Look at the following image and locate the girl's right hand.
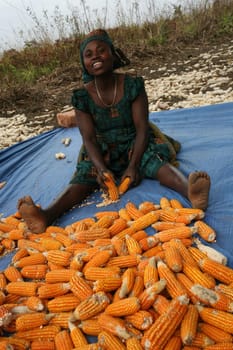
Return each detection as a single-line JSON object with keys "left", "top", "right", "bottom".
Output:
{"left": 56, "top": 110, "right": 79, "bottom": 128}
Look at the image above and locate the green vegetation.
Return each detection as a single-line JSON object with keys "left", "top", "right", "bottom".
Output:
{"left": 0, "top": 0, "right": 233, "bottom": 108}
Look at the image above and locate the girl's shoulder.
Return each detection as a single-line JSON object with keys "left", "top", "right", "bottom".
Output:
{"left": 122, "top": 73, "right": 145, "bottom": 99}
{"left": 71, "top": 86, "right": 91, "bottom": 112}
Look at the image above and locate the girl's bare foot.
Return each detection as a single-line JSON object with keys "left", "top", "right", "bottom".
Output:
{"left": 17, "top": 196, "right": 48, "bottom": 233}
{"left": 188, "top": 171, "right": 211, "bottom": 210}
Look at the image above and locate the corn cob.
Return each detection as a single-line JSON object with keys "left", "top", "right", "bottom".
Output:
{"left": 103, "top": 172, "right": 119, "bottom": 201}
{"left": 40, "top": 237, "right": 63, "bottom": 251}
{"left": 3, "top": 266, "right": 23, "bottom": 282}
{"left": 11, "top": 248, "right": 29, "bottom": 264}
{"left": 191, "top": 331, "right": 215, "bottom": 347}
{"left": 0, "top": 222, "right": 16, "bottom": 232}
{"left": 176, "top": 273, "right": 200, "bottom": 304}
{"left": 141, "top": 294, "right": 189, "bottom": 350}
{"left": 74, "top": 228, "right": 110, "bottom": 242}
{"left": 30, "top": 340, "right": 55, "bottom": 350}
{"left": 157, "top": 260, "right": 187, "bottom": 298}
{"left": 191, "top": 284, "right": 233, "bottom": 312}
{"left": 199, "top": 257, "right": 233, "bottom": 285}
{"left": 170, "top": 239, "right": 198, "bottom": 267}
{"left": 21, "top": 264, "right": 48, "bottom": 280}
{"left": 160, "top": 197, "right": 171, "bottom": 209}
{"left": 71, "top": 345, "right": 100, "bottom": 350}
{"left": 0, "top": 290, "right": 6, "bottom": 305}
{"left": 0, "top": 305, "right": 13, "bottom": 327}
{"left": 202, "top": 344, "right": 233, "bottom": 350}
{"left": 0, "top": 339, "right": 20, "bottom": 350}
{"left": 98, "top": 330, "right": 127, "bottom": 349}
{"left": 25, "top": 296, "right": 44, "bottom": 311}
{"left": 119, "top": 267, "right": 135, "bottom": 298}
{"left": 108, "top": 218, "right": 128, "bottom": 236}
{"left": 182, "top": 261, "right": 216, "bottom": 289}
{"left": 47, "top": 293, "right": 80, "bottom": 313}
{"left": 125, "top": 235, "right": 142, "bottom": 255}
{"left": 44, "top": 250, "right": 72, "bottom": 267}
{"left": 93, "top": 277, "right": 122, "bottom": 292}
{"left": 111, "top": 236, "right": 129, "bottom": 256}
{"left": 79, "top": 319, "right": 102, "bottom": 336}
{"left": 139, "top": 279, "right": 167, "bottom": 310}
{"left": 188, "top": 246, "right": 207, "bottom": 263}
{"left": 95, "top": 211, "right": 119, "bottom": 220}
{"left": 128, "top": 211, "right": 159, "bottom": 231}
{"left": 54, "top": 329, "right": 74, "bottom": 350}
{"left": 14, "top": 252, "right": 47, "bottom": 268}
{"left": 118, "top": 176, "right": 131, "bottom": 195}
{"left": 215, "top": 283, "right": 233, "bottom": 300}
{"left": 132, "top": 230, "right": 148, "bottom": 241}
{"left": 142, "top": 245, "right": 163, "bottom": 258}
{"left": 38, "top": 282, "right": 70, "bottom": 299}
{"left": 45, "top": 269, "right": 76, "bottom": 283}
{"left": 69, "top": 273, "right": 93, "bottom": 300}
{"left": 84, "top": 266, "right": 120, "bottom": 281}
{"left": 198, "top": 322, "right": 233, "bottom": 343}
{"left": 118, "top": 208, "right": 132, "bottom": 221}
{"left": 152, "top": 221, "right": 185, "bottom": 231}
{"left": 97, "top": 313, "right": 131, "bottom": 340}
{"left": 193, "top": 239, "right": 227, "bottom": 265}
{"left": 4, "top": 228, "right": 25, "bottom": 240}
{"left": 182, "top": 347, "right": 201, "bottom": 350}
{"left": 139, "top": 201, "right": 159, "bottom": 213}
{"left": 139, "top": 236, "right": 159, "bottom": 251}
{"left": 175, "top": 207, "right": 205, "bottom": 219}
{"left": 125, "top": 202, "right": 144, "bottom": 220}
{"left": 83, "top": 250, "right": 112, "bottom": 273}
{"left": 197, "top": 305, "right": 233, "bottom": 333}
{"left": 114, "top": 226, "right": 135, "bottom": 240}
{"left": 156, "top": 226, "right": 196, "bottom": 242}
{"left": 143, "top": 256, "right": 158, "bottom": 288}
{"left": 129, "top": 275, "right": 144, "bottom": 297}
{"left": 16, "top": 312, "right": 54, "bottom": 331}
{"left": 73, "top": 292, "right": 110, "bottom": 320}
{"left": 180, "top": 304, "right": 199, "bottom": 345}
{"left": 105, "top": 296, "right": 140, "bottom": 317}
{"left": 125, "top": 310, "right": 153, "bottom": 330}
{"left": 126, "top": 337, "right": 144, "bottom": 350}
{"left": 6, "top": 281, "right": 38, "bottom": 297}
{"left": 1, "top": 238, "right": 15, "bottom": 250}
{"left": 107, "top": 255, "right": 139, "bottom": 268}
{"left": 163, "top": 335, "right": 182, "bottom": 350}
{"left": 14, "top": 324, "right": 61, "bottom": 341}
{"left": 194, "top": 220, "right": 216, "bottom": 242}
{"left": 17, "top": 239, "right": 45, "bottom": 252}
{"left": 153, "top": 294, "right": 170, "bottom": 315}
{"left": 164, "top": 245, "right": 183, "bottom": 272}
{"left": 49, "top": 312, "right": 72, "bottom": 328}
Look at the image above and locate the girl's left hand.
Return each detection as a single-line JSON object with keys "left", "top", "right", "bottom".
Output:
{"left": 121, "top": 165, "right": 141, "bottom": 187}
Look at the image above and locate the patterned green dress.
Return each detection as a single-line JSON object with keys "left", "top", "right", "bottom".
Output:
{"left": 70, "top": 74, "right": 180, "bottom": 186}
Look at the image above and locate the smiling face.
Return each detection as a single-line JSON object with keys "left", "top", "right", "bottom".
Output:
{"left": 82, "top": 40, "right": 114, "bottom": 77}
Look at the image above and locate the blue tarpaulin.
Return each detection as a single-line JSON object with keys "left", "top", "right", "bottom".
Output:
{"left": 1, "top": 102, "right": 233, "bottom": 269}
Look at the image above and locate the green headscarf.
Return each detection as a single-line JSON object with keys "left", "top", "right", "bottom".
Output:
{"left": 80, "top": 29, "right": 130, "bottom": 83}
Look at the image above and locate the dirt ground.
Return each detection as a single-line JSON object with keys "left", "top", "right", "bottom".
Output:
{"left": 1, "top": 36, "right": 232, "bottom": 125}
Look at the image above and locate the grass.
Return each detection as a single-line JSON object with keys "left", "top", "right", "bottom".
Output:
{"left": 0, "top": 0, "right": 233, "bottom": 111}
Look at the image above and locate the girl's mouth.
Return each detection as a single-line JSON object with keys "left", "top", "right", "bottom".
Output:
{"left": 92, "top": 61, "right": 103, "bottom": 69}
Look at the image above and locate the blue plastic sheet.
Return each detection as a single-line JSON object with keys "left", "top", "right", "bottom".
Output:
{"left": 1, "top": 102, "right": 233, "bottom": 269}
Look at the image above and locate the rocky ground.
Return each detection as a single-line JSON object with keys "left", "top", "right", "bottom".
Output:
{"left": 0, "top": 39, "right": 233, "bottom": 150}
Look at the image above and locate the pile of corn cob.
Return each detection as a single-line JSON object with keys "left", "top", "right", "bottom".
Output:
{"left": 0, "top": 197, "right": 233, "bottom": 350}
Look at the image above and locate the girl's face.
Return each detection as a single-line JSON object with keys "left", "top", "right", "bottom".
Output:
{"left": 83, "top": 40, "right": 114, "bottom": 76}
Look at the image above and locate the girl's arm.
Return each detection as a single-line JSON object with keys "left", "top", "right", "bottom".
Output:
{"left": 123, "top": 88, "right": 149, "bottom": 184}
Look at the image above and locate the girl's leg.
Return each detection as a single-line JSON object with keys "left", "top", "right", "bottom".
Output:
{"left": 17, "top": 183, "right": 96, "bottom": 233}
{"left": 156, "top": 163, "right": 210, "bottom": 210}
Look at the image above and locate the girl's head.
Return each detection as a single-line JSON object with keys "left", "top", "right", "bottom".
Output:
{"left": 80, "top": 29, "right": 130, "bottom": 82}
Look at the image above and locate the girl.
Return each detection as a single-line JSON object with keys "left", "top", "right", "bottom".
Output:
{"left": 18, "top": 29, "right": 210, "bottom": 233}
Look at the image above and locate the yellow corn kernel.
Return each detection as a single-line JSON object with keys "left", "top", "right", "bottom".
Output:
{"left": 118, "top": 208, "right": 132, "bottom": 221}
{"left": 163, "top": 335, "right": 182, "bottom": 350}
{"left": 45, "top": 269, "right": 76, "bottom": 283}
{"left": 4, "top": 266, "right": 23, "bottom": 282}
{"left": 82, "top": 250, "right": 112, "bottom": 273}
{"left": 93, "top": 277, "right": 122, "bottom": 292}
{"left": 79, "top": 319, "right": 102, "bottom": 336}
{"left": 68, "top": 321, "right": 88, "bottom": 347}
{"left": 74, "top": 228, "right": 110, "bottom": 242}
{"left": 118, "top": 176, "right": 131, "bottom": 195}
{"left": 16, "top": 312, "right": 54, "bottom": 331}
{"left": 30, "top": 340, "right": 55, "bottom": 350}
{"left": 129, "top": 211, "right": 159, "bottom": 231}
{"left": 164, "top": 245, "right": 183, "bottom": 273}
{"left": 129, "top": 275, "right": 144, "bottom": 297}
{"left": 153, "top": 294, "right": 170, "bottom": 315}
{"left": 160, "top": 197, "right": 171, "bottom": 209}
{"left": 197, "top": 304, "right": 233, "bottom": 333}
{"left": 14, "top": 252, "right": 47, "bottom": 268}
{"left": 25, "top": 296, "right": 44, "bottom": 311}
{"left": 45, "top": 250, "right": 72, "bottom": 267}
{"left": 182, "top": 261, "right": 216, "bottom": 289}
{"left": 198, "top": 322, "right": 233, "bottom": 343}
{"left": 156, "top": 226, "right": 196, "bottom": 242}
{"left": 84, "top": 266, "right": 120, "bottom": 281}
{"left": 199, "top": 257, "right": 233, "bottom": 285}
{"left": 14, "top": 325, "right": 60, "bottom": 341}
{"left": 139, "top": 201, "right": 160, "bottom": 214}
{"left": 107, "top": 255, "right": 139, "bottom": 268}
{"left": 108, "top": 218, "right": 128, "bottom": 237}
